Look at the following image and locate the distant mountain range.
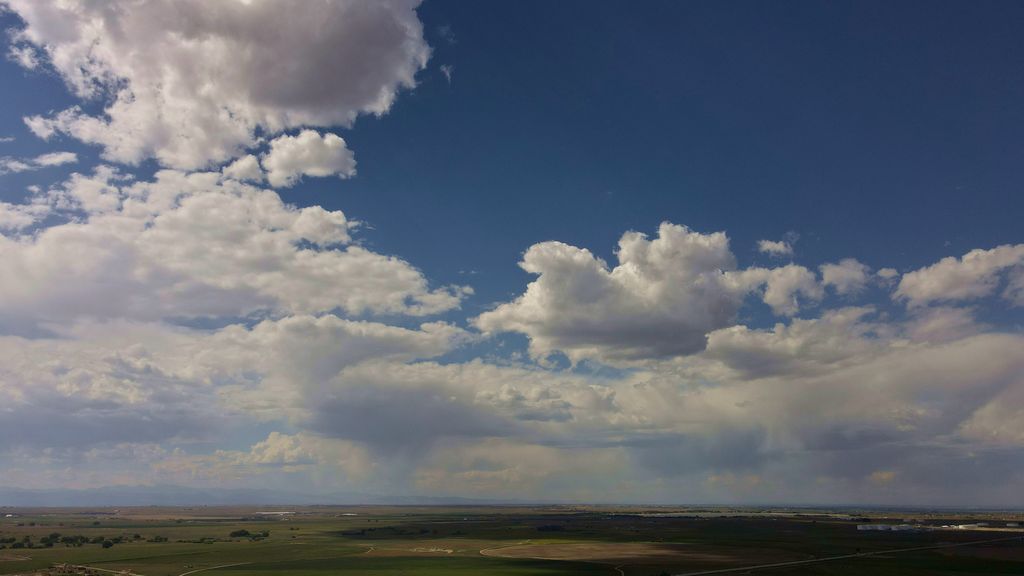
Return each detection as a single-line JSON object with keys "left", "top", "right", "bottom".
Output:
{"left": 0, "top": 485, "right": 520, "bottom": 507}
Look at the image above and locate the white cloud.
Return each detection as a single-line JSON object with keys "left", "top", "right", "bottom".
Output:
{"left": 6, "top": 44, "right": 38, "bottom": 69}
{"left": 262, "top": 130, "right": 356, "bottom": 188}
{"left": 904, "top": 306, "right": 986, "bottom": 344}
{"left": 877, "top": 267, "right": 899, "bottom": 280}
{"left": 156, "top": 432, "right": 374, "bottom": 484}
{"left": 221, "top": 154, "right": 264, "bottom": 183}
{"left": 757, "top": 238, "right": 793, "bottom": 257}
{"left": 0, "top": 157, "right": 32, "bottom": 174}
{"left": 0, "top": 321, "right": 230, "bottom": 450}
{"left": 302, "top": 357, "right": 618, "bottom": 456}
{"left": 692, "top": 309, "right": 1020, "bottom": 459}
{"left": 440, "top": 64, "right": 454, "bottom": 83}
{"left": 820, "top": 258, "right": 870, "bottom": 296}
{"left": 895, "top": 244, "right": 1024, "bottom": 307}
{"left": 476, "top": 223, "right": 829, "bottom": 364}
{"left": 704, "top": 330, "right": 1024, "bottom": 459}
{"left": 6, "top": 192, "right": 1019, "bottom": 504}
{"left": 705, "top": 307, "right": 887, "bottom": 379}
{"left": 2, "top": 254, "right": 1023, "bottom": 504}
{"left": 212, "top": 315, "right": 470, "bottom": 420}
{"left": 33, "top": 151, "right": 78, "bottom": 166}
{"left": 0, "top": 313, "right": 467, "bottom": 453}
{"left": 9, "top": 0, "right": 430, "bottom": 169}
{"left": 0, "top": 200, "right": 49, "bottom": 231}
{"left": 1005, "top": 267, "right": 1024, "bottom": 306}
{"left": 0, "top": 168, "right": 468, "bottom": 327}
{"left": 475, "top": 223, "right": 745, "bottom": 363}
{"left": 958, "top": 382, "right": 1024, "bottom": 446}
{"left": 727, "top": 263, "right": 824, "bottom": 316}
{"left": 0, "top": 150, "right": 78, "bottom": 174}
{"left": 6, "top": 0, "right": 1023, "bottom": 508}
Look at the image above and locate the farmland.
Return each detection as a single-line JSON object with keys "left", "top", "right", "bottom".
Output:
{"left": 0, "top": 507, "right": 1021, "bottom": 575}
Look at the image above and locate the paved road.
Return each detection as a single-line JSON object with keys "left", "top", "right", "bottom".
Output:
{"left": 673, "top": 535, "right": 1024, "bottom": 575}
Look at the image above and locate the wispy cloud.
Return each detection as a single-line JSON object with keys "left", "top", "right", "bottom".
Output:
{"left": 0, "top": 151, "right": 77, "bottom": 174}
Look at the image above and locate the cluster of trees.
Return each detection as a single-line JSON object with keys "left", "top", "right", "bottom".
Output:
{"left": 42, "top": 533, "right": 89, "bottom": 547}
{"left": 536, "top": 525, "right": 565, "bottom": 532}
{"left": 0, "top": 532, "right": 169, "bottom": 550}
{"left": 228, "top": 529, "right": 270, "bottom": 540}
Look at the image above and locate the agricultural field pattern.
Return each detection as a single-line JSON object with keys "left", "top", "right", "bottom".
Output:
{"left": 1, "top": 507, "right": 1022, "bottom": 576}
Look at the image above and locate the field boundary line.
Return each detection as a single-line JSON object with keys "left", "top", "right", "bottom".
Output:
{"left": 177, "top": 562, "right": 250, "bottom": 576}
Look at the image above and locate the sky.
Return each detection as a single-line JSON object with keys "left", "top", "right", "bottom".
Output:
{"left": 0, "top": 0, "right": 1022, "bottom": 506}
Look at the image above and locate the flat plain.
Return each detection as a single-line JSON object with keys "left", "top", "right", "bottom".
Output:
{"left": 0, "top": 506, "right": 1022, "bottom": 575}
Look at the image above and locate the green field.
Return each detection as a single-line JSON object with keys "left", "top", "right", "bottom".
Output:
{"left": 0, "top": 507, "right": 1021, "bottom": 575}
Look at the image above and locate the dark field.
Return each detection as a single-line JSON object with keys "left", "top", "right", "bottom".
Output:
{"left": 0, "top": 506, "right": 1021, "bottom": 575}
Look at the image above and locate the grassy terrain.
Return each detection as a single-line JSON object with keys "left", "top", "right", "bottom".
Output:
{"left": 0, "top": 506, "right": 1021, "bottom": 575}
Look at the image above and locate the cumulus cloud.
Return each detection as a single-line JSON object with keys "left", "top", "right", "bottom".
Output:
{"left": 694, "top": 309, "right": 1021, "bottom": 457}
{"left": 352, "top": 304, "right": 1022, "bottom": 503}
{"left": 728, "top": 264, "right": 824, "bottom": 316}
{"left": 0, "top": 321, "right": 228, "bottom": 450}
{"left": 2, "top": 236, "right": 1023, "bottom": 504}
{"left": 221, "top": 154, "right": 264, "bottom": 183}
{"left": 705, "top": 307, "right": 887, "bottom": 379}
{"left": 904, "top": 306, "right": 986, "bottom": 344}
{"left": 266, "top": 319, "right": 1024, "bottom": 502}
{"left": 9, "top": 0, "right": 430, "bottom": 169}
{"left": 7, "top": 0, "right": 1024, "bottom": 508}
{"left": 301, "top": 359, "right": 604, "bottom": 453}
{"left": 0, "top": 305, "right": 471, "bottom": 490}
{"left": 262, "top": 130, "right": 356, "bottom": 188}
{"left": 475, "top": 223, "right": 746, "bottom": 363}
{"left": 5, "top": 182, "right": 1019, "bottom": 505}
{"left": 476, "top": 223, "right": 831, "bottom": 364}
{"left": 0, "top": 168, "right": 468, "bottom": 329}
{"left": 211, "top": 315, "right": 470, "bottom": 421}
{"left": 1005, "top": 267, "right": 1024, "bottom": 306}
{"left": 590, "top": 313, "right": 1023, "bottom": 504}
{"left": 820, "top": 258, "right": 870, "bottom": 296}
{"left": 0, "top": 312, "right": 467, "bottom": 455}
{"left": 896, "top": 244, "right": 1024, "bottom": 306}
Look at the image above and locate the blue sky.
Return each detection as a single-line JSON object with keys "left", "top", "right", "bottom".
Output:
{"left": 3, "top": 1, "right": 1024, "bottom": 317}
{"left": 0, "top": 0, "right": 1023, "bottom": 505}
{"left": 333, "top": 0, "right": 1024, "bottom": 299}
